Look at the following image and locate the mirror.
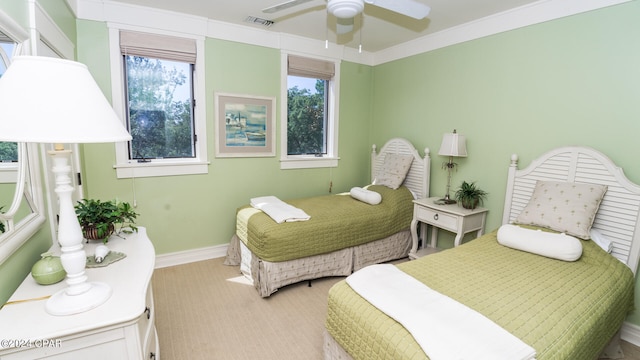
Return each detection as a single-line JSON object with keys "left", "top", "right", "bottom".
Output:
{"left": 0, "top": 143, "right": 35, "bottom": 231}
{"left": 0, "top": 15, "right": 46, "bottom": 264}
{"left": 0, "top": 141, "right": 45, "bottom": 263}
{"left": 0, "top": 33, "right": 25, "bottom": 233}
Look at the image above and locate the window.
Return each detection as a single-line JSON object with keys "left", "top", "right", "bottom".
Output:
{"left": 124, "top": 56, "right": 195, "bottom": 161}
{"left": 110, "top": 29, "right": 208, "bottom": 178}
{"left": 0, "top": 36, "right": 17, "bottom": 164}
{"left": 280, "top": 54, "right": 340, "bottom": 169}
{"left": 287, "top": 75, "right": 328, "bottom": 155}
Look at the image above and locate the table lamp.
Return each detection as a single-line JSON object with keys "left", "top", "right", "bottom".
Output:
{"left": 438, "top": 129, "right": 467, "bottom": 204}
{"left": 0, "top": 56, "right": 132, "bottom": 315}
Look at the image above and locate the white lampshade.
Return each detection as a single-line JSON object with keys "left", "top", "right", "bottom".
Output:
{"left": 438, "top": 130, "right": 467, "bottom": 157}
{"left": 0, "top": 56, "right": 131, "bottom": 144}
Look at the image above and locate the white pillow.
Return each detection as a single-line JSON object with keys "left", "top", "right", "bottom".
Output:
{"left": 350, "top": 187, "right": 382, "bottom": 205}
{"left": 374, "top": 153, "right": 414, "bottom": 190}
{"left": 514, "top": 181, "right": 607, "bottom": 239}
{"left": 497, "top": 224, "right": 582, "bottom": 262}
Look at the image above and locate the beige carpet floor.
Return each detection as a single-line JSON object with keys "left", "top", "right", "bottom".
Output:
{"left": 152, "top": 257, "right": 640, "bottom": 360}
{"left": 152, "top": 257, "right": 343, "bottom": 359}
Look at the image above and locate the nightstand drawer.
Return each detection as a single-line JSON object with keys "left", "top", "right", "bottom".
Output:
{"left": 416, "top": 207, "right": 457, "bottom": 231}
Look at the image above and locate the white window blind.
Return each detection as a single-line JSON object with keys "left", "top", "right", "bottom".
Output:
{"left": 288, "top": 55, "right": 335, "bottom": 80}
{"left": 119, "top": 30, "right": 196, "bottom": 63}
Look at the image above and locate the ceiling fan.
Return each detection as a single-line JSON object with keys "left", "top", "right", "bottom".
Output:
{"left": 263, "top": 0, "right": 431, "bottom": 34}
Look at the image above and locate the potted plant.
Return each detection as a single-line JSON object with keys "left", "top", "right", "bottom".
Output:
{"left": 454, "top": 181, "right": 488, "bottom": 209}
{"left": 74, "top": 199, "right": 138, "bottom": 242}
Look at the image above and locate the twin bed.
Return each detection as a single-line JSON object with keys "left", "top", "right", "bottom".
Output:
{"left": 226, "top": 139, "right": 640, "bottom": 359}
{"left": 225, "top": 138, "right": 430, "bottom": 297}
{"left": 324, "top": 146, "right": 640, "bottom": 360}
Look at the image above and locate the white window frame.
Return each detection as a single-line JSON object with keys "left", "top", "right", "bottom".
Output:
{"left": 108, "top": 26, "right": 208, "bottom": 178}
{"left": 280, "top": 52, "right": 340, "bottom": 170}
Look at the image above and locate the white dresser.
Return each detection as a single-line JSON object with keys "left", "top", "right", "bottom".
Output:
{"left": 0, "top": 227, "right": 158, "bottom": 359}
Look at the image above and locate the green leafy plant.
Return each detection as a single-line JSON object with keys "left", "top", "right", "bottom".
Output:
{"left": 454, "top": 181, "right": 488, "bottom": 209}
{"left": 74, "top": 199, "right": 138, "bottom": 242}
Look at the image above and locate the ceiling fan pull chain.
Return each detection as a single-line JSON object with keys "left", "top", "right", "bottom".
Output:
{"left": 325, "top": 9, "right": 329, "bottom": 49}
{"left": 359, "top": 13, "right": 363, "bottom": 53}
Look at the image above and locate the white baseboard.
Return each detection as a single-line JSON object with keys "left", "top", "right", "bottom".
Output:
{"left": 154, "top": 244, "right": 228, "bottom": 269}
{"left": 622, "top": 322, "right": 640, "bottom": 347}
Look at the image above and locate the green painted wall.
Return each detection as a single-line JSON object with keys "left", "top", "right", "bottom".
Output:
{"left": 370, "top": 1, "right": 640, "bottom": 322}
{"left": 0, "top": 226, "right": 51, "bottom": 303}
{"left": 0, "top": 0, "right": 28, "bottom": 28}
{"left": 76, "top": 21, "right": 374, "bottom": 255}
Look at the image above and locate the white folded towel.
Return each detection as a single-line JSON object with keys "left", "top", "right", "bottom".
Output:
{"left": 250, "top": 196, "right": 280, "bottom": 208}
{"left": 346, "top": 264, "right": 536, "bottom": 360}
{"left": 250, "top": 196, "right": 310, "bottom": 224}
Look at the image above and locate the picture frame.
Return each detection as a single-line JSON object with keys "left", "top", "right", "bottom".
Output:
{"left": 214, "top": 93, "right": 276, "bottom": 157}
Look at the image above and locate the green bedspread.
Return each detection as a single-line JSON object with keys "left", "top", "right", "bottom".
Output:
{"left": 326, "top": 230, "right": 635, "bottom": 360}
{"left": 239, "top": 185, "right": 414, "bottom": 262}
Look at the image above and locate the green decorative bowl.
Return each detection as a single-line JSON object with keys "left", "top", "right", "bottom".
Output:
{"left": 31, "top": 252, "right": 66, "bottom": 285}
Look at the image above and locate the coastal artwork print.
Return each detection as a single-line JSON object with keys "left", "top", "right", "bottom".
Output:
{"left": 214, "top": 93, "right": 275, "bottom": 157}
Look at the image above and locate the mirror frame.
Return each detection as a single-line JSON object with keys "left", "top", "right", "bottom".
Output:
{"left": 0, "top": 9, "right": 46, "bottom": 265}
{"left": 0, "top": 143, "right": 46, "bottom": 263}
{"left": 0, "top": 143, "right": 28, "bottom": 223}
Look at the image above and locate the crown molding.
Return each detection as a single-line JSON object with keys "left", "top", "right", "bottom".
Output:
{"left": 373, "top": 0, "right": 630, "bottom": 65}
{"left": 73, "top": 0, "right": 375, "bottom": 64}
{"left": 72, "top": 0, "right": 629, "bottom": 67}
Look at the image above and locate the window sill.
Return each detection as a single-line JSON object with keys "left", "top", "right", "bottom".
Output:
{"left": 114, "top": 160, "right": 210, "bottom": 178}
{"left": 280, "top": 156, "right": 339, "bottom": 170}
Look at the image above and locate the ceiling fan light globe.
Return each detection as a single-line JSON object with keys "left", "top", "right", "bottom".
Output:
{"left": 327, "top": 0, "right": 364, "bottom": 19}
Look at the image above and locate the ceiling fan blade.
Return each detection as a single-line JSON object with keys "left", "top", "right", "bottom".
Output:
{"left": 262, "top": 0, "right": 314, "bottom": 14}
{"left": 336, "top": 17, "right": 354, "bottom": 34}
{"left": 364, "top": 0, "right": 430, "bottom": 19}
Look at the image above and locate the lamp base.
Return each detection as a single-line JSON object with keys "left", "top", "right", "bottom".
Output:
{"left": 437, "top": 194, "right": 457, "bottom": 205}
{"left": 45, "top": 281, "right": 112, "bottom": 316}
{"left": 437, "top": 198, "right": 457, "bottom": 205}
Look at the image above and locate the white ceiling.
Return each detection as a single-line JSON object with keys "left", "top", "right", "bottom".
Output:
{"left": 107, "top": 0, "right": 542, "bottom": 53}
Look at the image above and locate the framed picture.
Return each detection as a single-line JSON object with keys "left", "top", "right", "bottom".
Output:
{"left": 214, "top": 93, "right": 276, "bottom": 157}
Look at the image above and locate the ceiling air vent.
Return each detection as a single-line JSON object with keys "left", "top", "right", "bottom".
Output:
{"left": 244, "top": 16, "right": 275, "bottom": 27}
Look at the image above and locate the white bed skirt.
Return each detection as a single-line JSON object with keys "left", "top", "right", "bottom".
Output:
{"left": 224, "top": 230, "right": 412, "bottom": 297}
{"left": 324, "top": 329, "right": 354, "bottom": 360}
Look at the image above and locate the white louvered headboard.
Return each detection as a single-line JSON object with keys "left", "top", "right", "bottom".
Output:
{"left": 371, "top": 138, "right": 431, "bottom": 200}
{"left": 502, "top": 146, "right": 640, "bottom": 274}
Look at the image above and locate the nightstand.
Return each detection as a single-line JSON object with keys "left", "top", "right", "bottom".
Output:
{"left": 409, "top": 197, "right": 488, "bottom": 259}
